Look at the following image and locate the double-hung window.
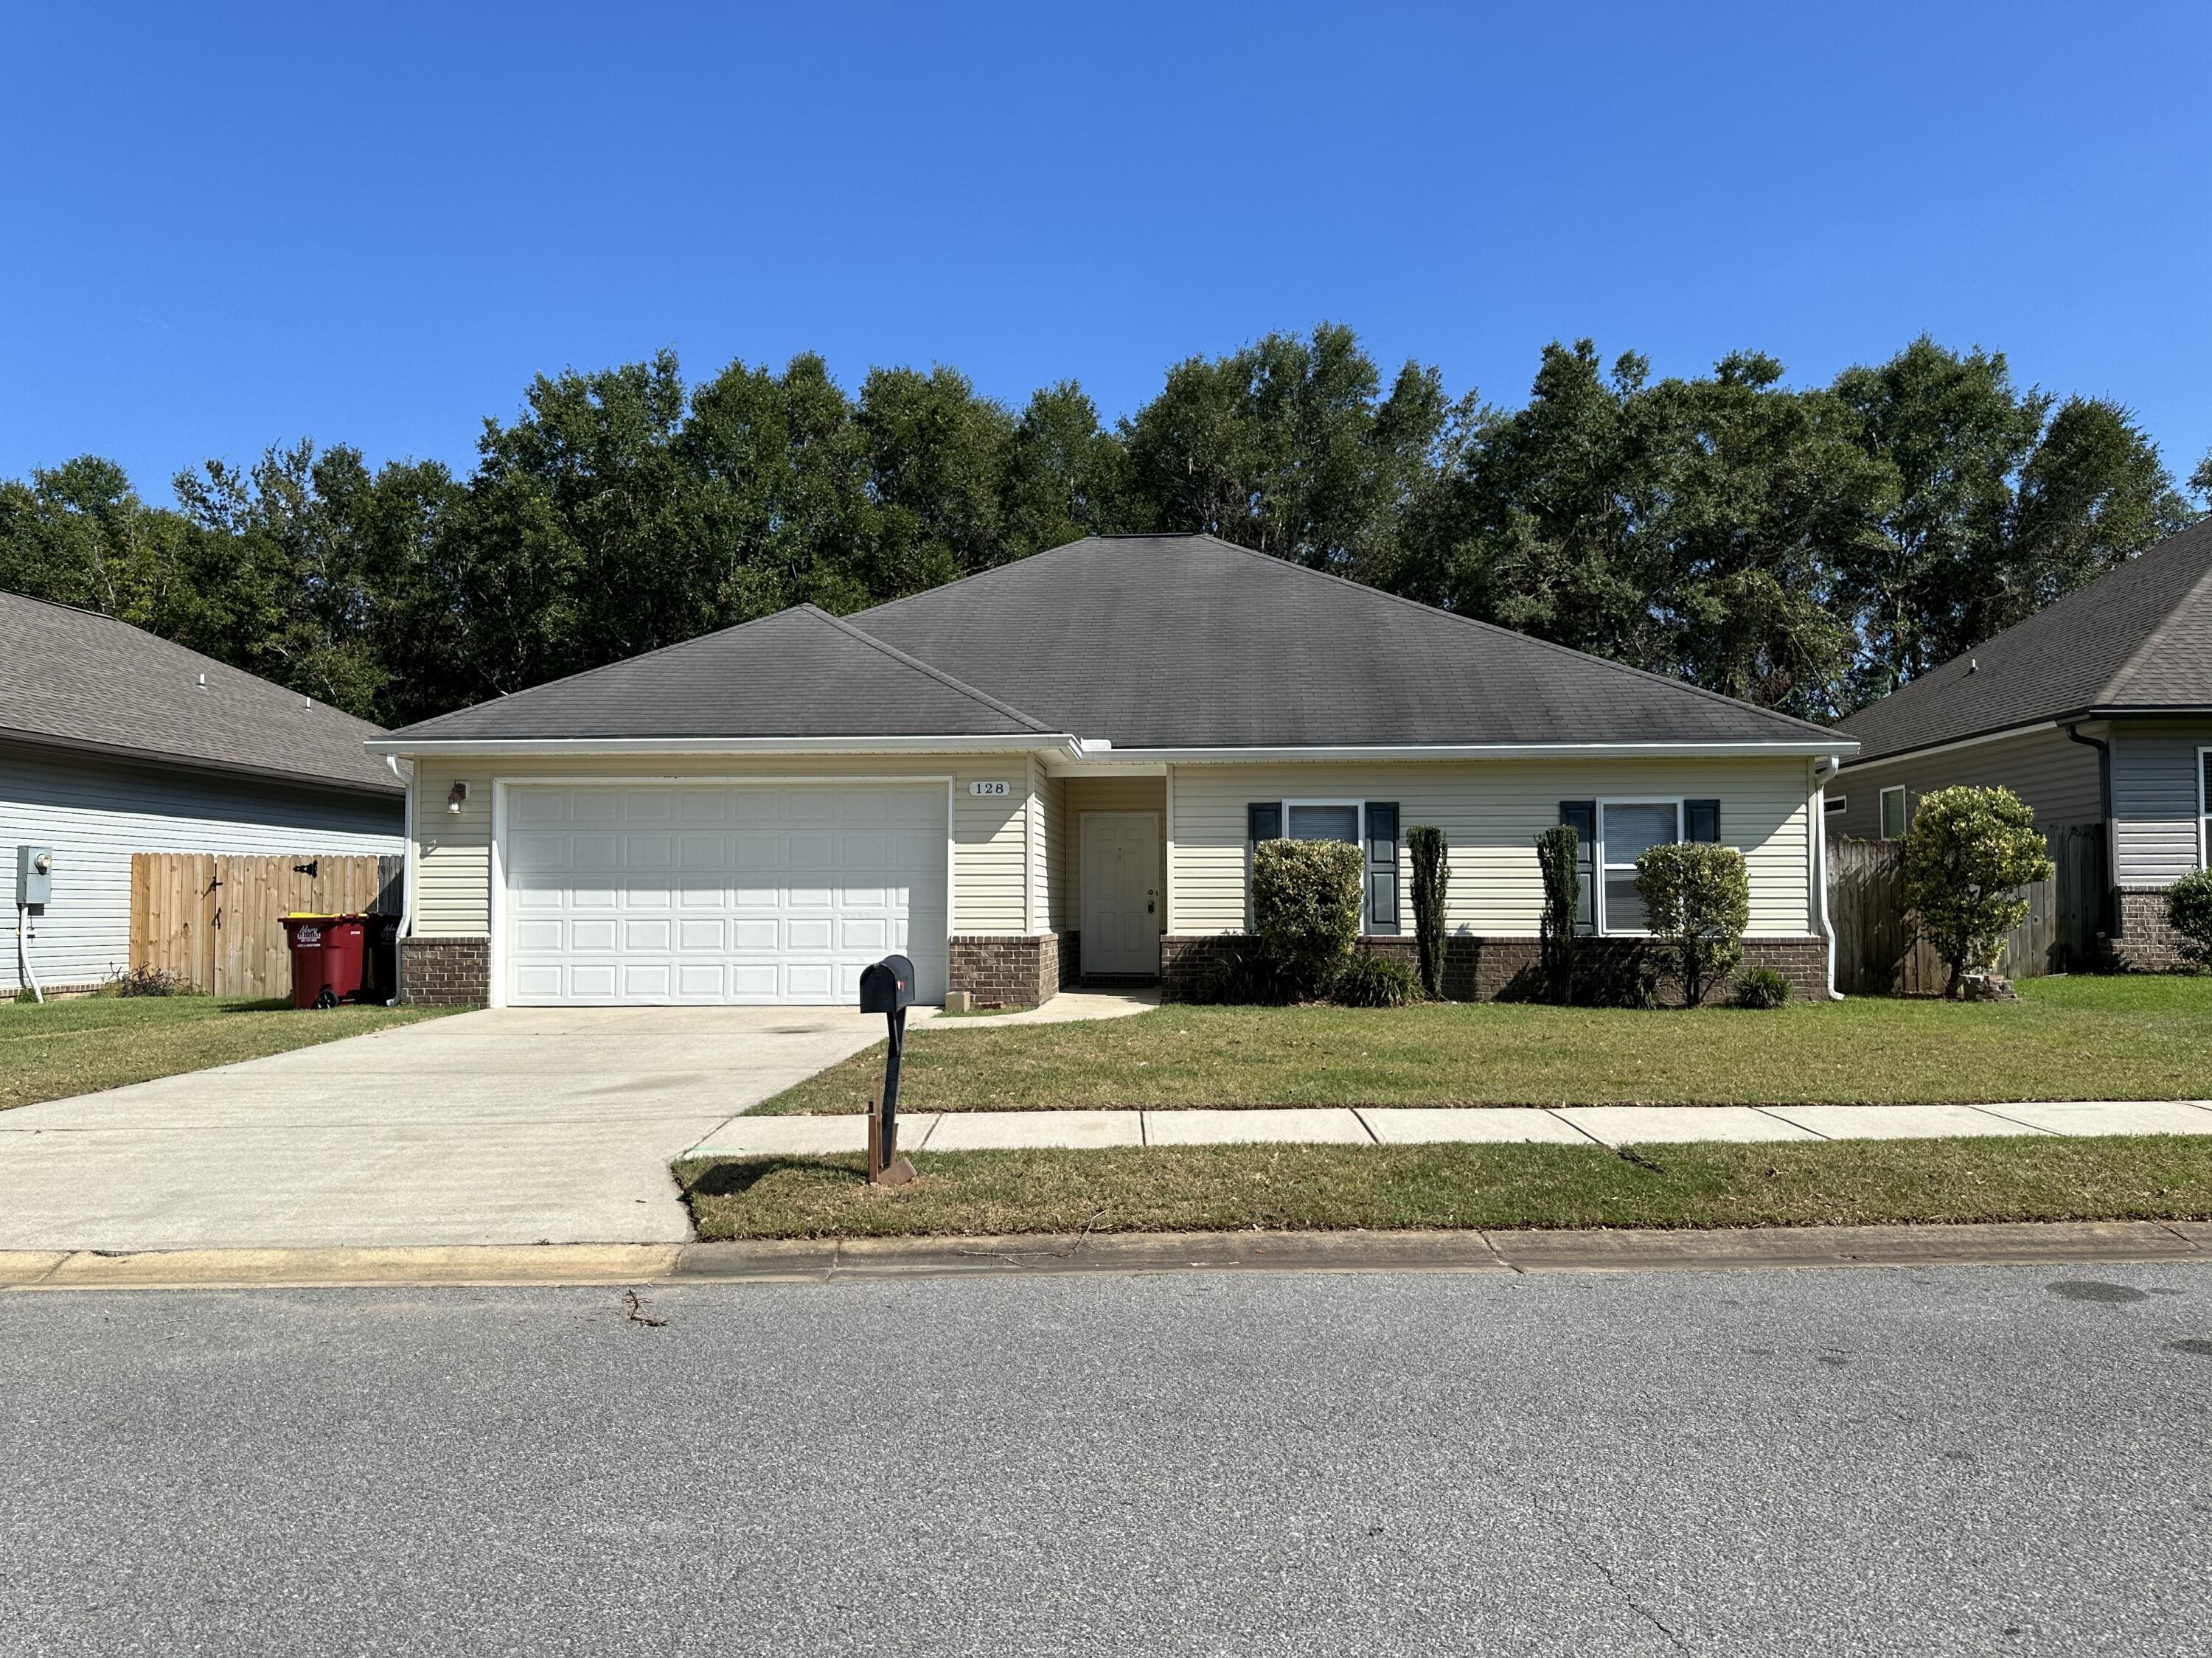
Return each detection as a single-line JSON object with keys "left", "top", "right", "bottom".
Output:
{"left": 1245, "top": 799, "right": 1401, "bottom": 933}
{"left": 1596, "top": 800, "right": 1682, "bottom": 935}
{"left": 1879, "top": 786, "right": 1907, "bottom": 840}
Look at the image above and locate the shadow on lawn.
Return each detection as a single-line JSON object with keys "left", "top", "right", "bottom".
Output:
{"left": 679, "top": 1155, "right": 866, "bottom": 1201}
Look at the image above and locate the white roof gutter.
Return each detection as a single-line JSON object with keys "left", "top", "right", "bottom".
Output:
{"left": 1068, "top": 739, "right": 1858, "bottom": 762}
{"left": 365, "top": 734, "right": 1085, "bottom": 761}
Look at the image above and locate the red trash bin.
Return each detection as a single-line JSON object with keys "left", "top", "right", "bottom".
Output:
{"left": 282, "top": 913, "right": 369, "bottom": 1009}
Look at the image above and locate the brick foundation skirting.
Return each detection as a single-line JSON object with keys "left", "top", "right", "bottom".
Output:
{"left": 2111, "top": 888, "right": 2186, "bottom": 972}
{"left": 948, "top": 933, "right": 1060, "bottom": 1009}
{"left": 1161, "top": 933, "right": 1832, "bottom": 1006}
{"left": 400, "top": 936, "right": 491, "bottom": 1007}
{"left": 1056, "top": 930, "right": 1082, "bottom": 991}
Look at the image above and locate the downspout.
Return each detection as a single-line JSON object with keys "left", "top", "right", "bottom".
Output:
{"left": 1814, "top": 756, "right": 1843, "bottom": 1000}
{"left": 2065, "top": 722, "right": 2115, "bottom": 937}
{"left": 387, "top": 753, "right": 413, "bottom": 1006}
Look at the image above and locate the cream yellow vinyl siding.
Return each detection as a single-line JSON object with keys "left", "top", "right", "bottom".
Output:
{"left": 1166, "top": 759, "right": 1818, "bottom": 936}
{"left": 406, "top": 753, "right": 1034, "bottom": 937}
{"left": 1064, "top": 775, "right": 1169, "bottom": 935}
{"left": 1037, "top": 767, "right": 1070, "bottom": 932}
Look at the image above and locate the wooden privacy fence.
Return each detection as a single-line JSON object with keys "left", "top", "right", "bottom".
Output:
{"left": 131, "top": 853, "right": 403, "bottom": 999}
{"left": 1826, "top": 824, "right": 2110, "bottom": 997}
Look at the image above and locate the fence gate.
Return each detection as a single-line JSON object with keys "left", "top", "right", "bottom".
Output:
{"left": 130, "top": 853, "right": 403, "bottom": 999}
{"left": 1826, "top": 825, "right": 2108, "bottom": 996}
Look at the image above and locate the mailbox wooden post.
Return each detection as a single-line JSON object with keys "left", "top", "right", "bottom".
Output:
{"left": 859, "top": 954, "right": 917, "bottom": 1186}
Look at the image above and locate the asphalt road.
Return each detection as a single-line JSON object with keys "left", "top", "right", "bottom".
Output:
{"left": 4, "top": 1261, "right": 2211, "bottom": 1657}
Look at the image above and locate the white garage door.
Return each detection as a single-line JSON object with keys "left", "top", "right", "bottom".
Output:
{"left": 502, "top": 784, "right": 947, "bottom": 1006}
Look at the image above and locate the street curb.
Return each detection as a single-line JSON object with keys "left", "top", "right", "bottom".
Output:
{"left": 4, "top": 1219, "right": 2209, "bottom": 1291}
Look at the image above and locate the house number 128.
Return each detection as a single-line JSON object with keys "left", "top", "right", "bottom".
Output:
{"left": 969, "top": 780, "right": 1010, "bottom": 796}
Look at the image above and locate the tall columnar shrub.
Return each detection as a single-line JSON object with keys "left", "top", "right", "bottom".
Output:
{"left": 1252, "top": 837, "right": 1364, "bottom": 1000}
{"left": 1633, "top": 843, "right": 1751, "bottom": 1007}
{"left": 2166, "top": 869, "right": 2212, "bottom": 968}
{"left": 1534, "top": 826, "right": 1580, "bottom": 1004}
{"left": 1901, "top": 785, "right": 2055, "bottom": 997}
{"left": 1408, "top": 825, "right": 1450, "bottom": 999}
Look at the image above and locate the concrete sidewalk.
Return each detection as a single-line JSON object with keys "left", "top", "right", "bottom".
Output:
{"left": 691, "top": 1098, "right": 2212, "bottom": 1157}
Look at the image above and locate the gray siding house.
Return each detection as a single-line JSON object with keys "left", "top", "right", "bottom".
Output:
{"left": 1836, "top": 518, "right": 2212, "bottom": 966}
{"left": 2, "top": 593, "right": 406, "bottom": 994}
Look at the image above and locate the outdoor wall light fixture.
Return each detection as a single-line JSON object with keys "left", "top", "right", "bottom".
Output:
{"left": 446, "top": 781, "right": 470, "bottom": 814}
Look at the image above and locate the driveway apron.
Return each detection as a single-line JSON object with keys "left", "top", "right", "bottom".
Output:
{"left": 0, "top": 1007, "right": 895, "bottom": 1250}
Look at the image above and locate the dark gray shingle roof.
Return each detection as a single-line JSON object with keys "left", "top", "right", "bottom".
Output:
{"left": 390, "top": 604, "right": 1054, "bottom": 741}
{"left": 383, "top": 534, "right": 1842, "bottom": 749}
{"left": 852, "top": 534, "right": 1839, "bottom": 748}
{"left": 1841, "top": 518, "right": 2212, "bottom": 764}
{"left": 0, "top": 591, "right": 399, "bottom": 794}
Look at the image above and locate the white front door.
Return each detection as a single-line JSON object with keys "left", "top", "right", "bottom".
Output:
{"left": 1080, "top": 812, "right": 1160, "bottom": 976}
{"left": 501, "top": 782, "right": 948, "bottom": 1006}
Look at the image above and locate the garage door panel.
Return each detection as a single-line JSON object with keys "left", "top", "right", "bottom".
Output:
{"left": 785, "top": 964, "right": 835, "bottom": 1001}
{"left": 506, "top": 784, "right": 949, "bottom": 1006}
{"left": 677, "top": 919, "right": 724, "bottom": 950}
{"left": 622, "top": 963, "right": 672, "bottom": 997}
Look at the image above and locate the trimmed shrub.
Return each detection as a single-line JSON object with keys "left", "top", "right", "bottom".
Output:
{"left": 1735, "top": 965, "right": 1792, "bottom": 1009}
{"left": 1332, "top": 951, "right": 1423, "bottom": 1008}
{"left": 1408, "top": 825, "right": 1450, "bottom": 999}
{"left": 1253, "top": 837, "right": 1365, "bottom": 1000}
{"left": 1634, "top": 843, "right": 1750, "bottom": 1007}
{"left": 1902, "top": 786, "right": 2055, "bottom": 997}
{"left": 2168, "top": 868, "right": 2212, "bottom": 968}
{"left": 1533, "top": 825, "right": 1580, "bottom": 1005}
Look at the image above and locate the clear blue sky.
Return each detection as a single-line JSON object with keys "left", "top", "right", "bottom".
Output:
{"left": 6, "top": 1, "right": 2208, "bottom": 497}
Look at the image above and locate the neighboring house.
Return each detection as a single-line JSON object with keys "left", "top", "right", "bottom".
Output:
{"left": 1835, "top": 517, "right": 2212, "bottom": 966}
{"left": 1, "top": 593, "right": 406, "bottom": 994}
{"left": 369, "top": 534, "right": 1855, "bottom": 1009}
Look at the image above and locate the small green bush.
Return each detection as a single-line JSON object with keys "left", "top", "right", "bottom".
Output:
{"left": 1408, "top": 825, "right": 1450, "bottom": 999}
{"left": 1253, "top": 837, "right": 1365, "bottom": 1000}
{"left": 2169, "top": 870, "right": 2212, "bottom": 968}
{"left": 1332, "top": 952, "right": 1424, "bottom": 1007}
{"left": 1186, "top": 941, "right": 1293, "bottom": 1006}
{"left": 1635, "top": 842, "right": 1751, "bottom": 1007}
{"left": 1735, "top": 966, "right": 1792, "bottom": 1009}
{"left": 1902, "top": 786, "right": 2054, "bottom": 997}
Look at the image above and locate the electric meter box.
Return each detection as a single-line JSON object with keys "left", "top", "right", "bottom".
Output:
{"left": 15, "top": 846, "right": 52, "bottom": 907}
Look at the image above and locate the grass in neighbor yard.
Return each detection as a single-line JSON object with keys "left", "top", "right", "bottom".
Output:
{"left": 0, "top": 995, "right": 451, "bottom": 1111}
{"left": 754, "top": 975, "right": 2212, "bottom": 1115}
{"left": 677, "top": 1135, "right": 2212, "bottom": 1240}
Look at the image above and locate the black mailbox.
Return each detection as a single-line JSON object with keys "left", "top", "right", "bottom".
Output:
{"left": 858, "top": 954, "right": 917, "bottom": 1185}
{"left": 859, "top": 953, "right": 914, "bottom": 1014}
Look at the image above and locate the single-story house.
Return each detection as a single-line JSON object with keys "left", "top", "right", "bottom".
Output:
{"left": 1, "top": 592, "right": 406, "bottom": 994}
{"left": 1835, "top": 517, "right": 2212, "bottom": 967}
{"left": 368, "top": 534, "right": 1856, "bottom": 1008}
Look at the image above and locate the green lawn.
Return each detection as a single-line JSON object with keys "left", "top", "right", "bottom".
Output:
{"left": 678, "top": 1134, "right": 2212, "bottom": 1240}
{"left": 0, "top": 995, "right": 452, "bottom": 1111}
{"left": 754, "top": 975, "right": 2212, "bottom": 1115}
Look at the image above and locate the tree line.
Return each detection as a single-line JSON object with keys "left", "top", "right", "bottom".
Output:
{"left": 3, "top": 324, "right": 2203, "bottom": 729}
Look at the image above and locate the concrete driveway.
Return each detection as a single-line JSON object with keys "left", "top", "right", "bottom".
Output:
{"left": 0, "top": 1006, "right": 907, "bottom": 1251}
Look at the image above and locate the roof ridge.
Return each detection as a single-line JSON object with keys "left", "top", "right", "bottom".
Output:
{"left": 1183, "top": 534, "right": 1845, "bottom": 740}
{"left": 849, "top": 535, "right": 1108, "bottom": 624}
{"left": 2098, "top": 537, "right": 2212, "bottom": 704}
{"left": 793, "top": 605, "right": 1058, "bottom": 733}
{"left": 388, "top": 607, "right": 812, "bottom": 737}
